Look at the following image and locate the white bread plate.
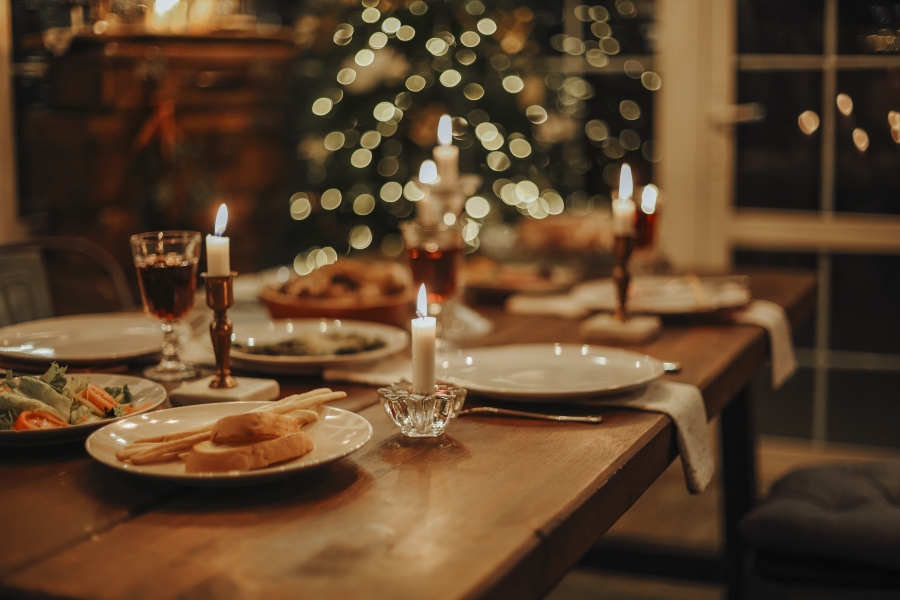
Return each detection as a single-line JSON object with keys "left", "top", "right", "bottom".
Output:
{"left": 86, "top": 402, "right": 372, "bottom": 486}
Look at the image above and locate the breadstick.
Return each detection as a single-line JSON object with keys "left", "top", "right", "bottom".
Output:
{"left": 266, "top": 391, "right": 346, "bottom": 415}
{"left": 128, "top": 432, "right": 212, "bottom": 465}
{"left": 115, "top": 431, "right": 209, "bottom": 461}
{"left": 134, "top": 388, "right": 335, "bottom": 444}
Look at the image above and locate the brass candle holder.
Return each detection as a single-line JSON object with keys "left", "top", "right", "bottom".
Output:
{"left": 612, "top": 235, "right": 635, "bottom": 322}
{"left": 202, "top": 272, "right": 238, "bottom": 389}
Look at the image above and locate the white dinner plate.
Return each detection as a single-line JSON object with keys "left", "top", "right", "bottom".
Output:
{"left": 224, "top": 319, "right": 409, "bottom": 375}
{"left": 0, "top": 314, "right": 162, "bottom": 364}
{"left": 0, "top": 374, "right": 167, "bottom": 446}
{"left": 571, "top": 275, "right": 751, "bottom": 315}
{"left": 86, "top": 402, "right": 373, "bottom": 486}
{"left": 438, "top": 344, "right": 665, "bottom": 401}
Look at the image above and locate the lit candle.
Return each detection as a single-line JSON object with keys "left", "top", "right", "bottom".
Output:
{"left": 411, "top": 284, "right": 436, "bottom": 395}
{"left": 612, "top": 163, "right": 636, "bottom": 236}
{"left": 433, "top": 114, "right": 458, "bottom": 184}
{"left": 206, "top": 203, "right": 230, "bottom": 276}
{"left": 641, "top": 183, "right": 658, "bottom": 215}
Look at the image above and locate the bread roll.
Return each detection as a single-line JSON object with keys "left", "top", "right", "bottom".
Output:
{"left": 185, "top": 431, "right": 314, "bottom": 473}
{"left": 211, "top": 411, "right": 309, "bottom": 444}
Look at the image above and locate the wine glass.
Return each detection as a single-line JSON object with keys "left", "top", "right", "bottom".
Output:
{"left": 130, "top": 231, "right": 201, "bottom": 381}
{"left": 402, "top": 221, "right": 491, "bottom": 345}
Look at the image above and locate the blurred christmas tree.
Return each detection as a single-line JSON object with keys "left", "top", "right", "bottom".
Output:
{"left": 285, "top": 0, "right": 654, "bottom": 270}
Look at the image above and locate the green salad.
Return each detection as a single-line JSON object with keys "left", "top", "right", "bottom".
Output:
{"left": 0, "top": 363, "right": 137, "bottom": 431}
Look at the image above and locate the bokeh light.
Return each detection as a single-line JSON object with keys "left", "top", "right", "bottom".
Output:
{"left": 290, "top": 193, "right": 311, "bottom": 220}
{"left": 798, "top": 110, "right": 820, "bottom": 135}
{"left": 353, "top": 193, "right": 375, "bottom": 215}
{"left": 836, "top": 93, "right": 853, "bottom": 116}
{"left": 349, "top": 225, "right": 373, "bottom": 250}
{"left": 355, "top": 49, "right": 375, "bottom": 66}
{"left": 312, "top": 98, "right": 333, "bottom": 116}
{"left": 351, "top": 148, "right": 372, "bottom": 167}
{"left": 321, "top": 188, "right": 342, "bottom": 210}
{"left": 337, "top": 68, "right": 357, "bottom": 85}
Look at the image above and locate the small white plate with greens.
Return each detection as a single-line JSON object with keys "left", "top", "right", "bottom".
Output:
{"left": 0, "top": 364, "right": 167, "bottom": 446}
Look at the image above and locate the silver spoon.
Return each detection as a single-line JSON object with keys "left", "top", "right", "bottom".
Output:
{"left": 458, "top": 406, "right": 602, "bottom": 423}
{"left": 663, "top": 361, "right": 682, "bottom": 373}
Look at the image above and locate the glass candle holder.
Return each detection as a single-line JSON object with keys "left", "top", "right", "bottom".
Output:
{"left": 378, "top": 381, "right": 467, "bottom": 438}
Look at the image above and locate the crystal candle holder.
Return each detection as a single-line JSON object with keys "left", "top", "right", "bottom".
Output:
{"left": 378, "top": 381, "right": 467, "bottom": 438}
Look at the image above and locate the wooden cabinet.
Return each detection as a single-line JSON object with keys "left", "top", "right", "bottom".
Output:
{"left": 23, "top": 32, "right": 296, "bottom": 276}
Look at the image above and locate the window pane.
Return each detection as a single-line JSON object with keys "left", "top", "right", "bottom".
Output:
{"left": 738, "top": 0, "right": 824, "bottom": 54}
{"left": 736, "top": 71, "right": 822, "bottom": 210}
{"left": 838, "top": 1, "right": 900, "bottom": 54}
{"left": 828, "top": 370, "right": 900, "bottom": 447}
{"left": 607, "top": 0, "right": 655, "bottom": 55}
{"left": 830, "top": 254, "right": 900, "bottom": 354}
{"left": 833, "top": 70, "right": 900, "bottom": 215}
{"left": 756, "top": 368, "right": 814, "bottom": 439}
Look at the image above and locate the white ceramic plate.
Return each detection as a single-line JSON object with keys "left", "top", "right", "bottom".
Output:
{"left": 571, "top": 275, "right": 751, "bottom": 315}
{"left": 0, "top": 374, "right": 167, "bottom": 446}
{"left": 86, "top": 402, "right": 373, "bottom": 486}
{"left": 438, "top": 344, "right": 664, "bottom": 401}
{"left": 0, "top": 314, "right": 162, "bottom": 364}
{"left": 224, "top": 319, "right": 409, "bottom": 375}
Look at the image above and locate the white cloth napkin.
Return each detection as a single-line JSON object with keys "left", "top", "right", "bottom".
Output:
{"left": 731, "top": 300, "right": 798, "bottom": 389}
{"left": 505, "top": 293, "right": 592, "bottom": 319}
{"left": 179, "top": 338, "right": 217, "bottom": 367}
{"left": 596, "top": 381, "right": 713, "bottom": 494}
{"left": 324, "top": 359, "right": 712, "bottom": 494}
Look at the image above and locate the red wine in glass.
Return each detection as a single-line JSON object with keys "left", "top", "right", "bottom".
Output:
{"left": 408, "top": 246, "right": 462, "bottom": 304}
{"left": 136, "top": 256, "right": 197, "bottom": 322}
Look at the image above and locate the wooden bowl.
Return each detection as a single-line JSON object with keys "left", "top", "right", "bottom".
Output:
{"left": 260, "top": 287, "right": 414, "bottom": 327}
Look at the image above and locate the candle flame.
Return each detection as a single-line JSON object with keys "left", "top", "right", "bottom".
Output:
{"left": 214, "top": 203, "right": 228, "bottom": 236}
{"left": 641, "top": 184, "right": 658, "bottom": 214}
{"left": 416, "top": 284, "right": 427, "bottom": 318}
{"left": 419, "top": 160, "right": 438, "bottom": 184}
{"left": 437, "top": 114, "right": 453, "bottom": 146}
{"left": 618, "top": 163, "right": 633, "bottom": 201}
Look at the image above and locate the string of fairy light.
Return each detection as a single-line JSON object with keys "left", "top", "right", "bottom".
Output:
{"left": 288, "top": 0, "right": 659, "bottom": 275}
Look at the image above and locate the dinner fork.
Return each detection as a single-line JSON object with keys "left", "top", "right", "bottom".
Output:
{"left": 458, "top": 406, "right": 602, "bottom": 423}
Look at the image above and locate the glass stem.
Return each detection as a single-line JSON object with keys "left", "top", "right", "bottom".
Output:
{"left": 161, "top": 322, "right": 180, "bottom": 363}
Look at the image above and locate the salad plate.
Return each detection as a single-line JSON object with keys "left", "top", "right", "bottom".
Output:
{"left": 0, "top": 314, "right": 163, "bottom": 365}
{"left": 86, "top": 402, "right": 373, "bottom": 486}
{"left": 571, "top": 275, "right": 751, "bottom": 315}
{"left": 438, "top": 344, "right": 665, "bottom": 401}
{"left": 0, "top": 373, "right": 167, "bottom": 446}
{"left": 223, "top": 319, "right": 409, "bottom": 375}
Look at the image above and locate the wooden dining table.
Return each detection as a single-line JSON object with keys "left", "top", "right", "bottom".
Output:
{"left": 0, "top": 270, "right": 815, "bottom": 600}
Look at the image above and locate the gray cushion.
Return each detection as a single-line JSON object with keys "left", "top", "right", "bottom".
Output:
{"left": 740, "top": 464, "right": 900, "bottom": 570}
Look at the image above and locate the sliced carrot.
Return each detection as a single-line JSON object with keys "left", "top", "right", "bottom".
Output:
{"left": 89, "top": 385, "right": 118, "bottom": 407}
{"left": 123, "top": 401, "right": 152, "bottom": 414}
{"left": 81, "top": 388, "right": 115, "bottom": 413}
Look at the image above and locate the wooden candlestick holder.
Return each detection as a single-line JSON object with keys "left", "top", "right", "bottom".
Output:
{"left": 202, "top": 272, "right": 238, "bottom": 389}
{"left": 612, "top": 235, "right": 635, "bottom": 322}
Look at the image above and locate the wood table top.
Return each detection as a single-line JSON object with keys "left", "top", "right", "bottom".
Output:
{"left": 0, "top": 270, "right": 815, "bottom": 600}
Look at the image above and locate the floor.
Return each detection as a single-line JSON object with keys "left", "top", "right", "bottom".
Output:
{"left": 545, "top": 428, "right": 900, "bottom": 600}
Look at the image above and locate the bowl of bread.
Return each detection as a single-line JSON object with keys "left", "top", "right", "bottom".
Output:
{"left": 260, "top": 260, "right": 414, "bottom": 326}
